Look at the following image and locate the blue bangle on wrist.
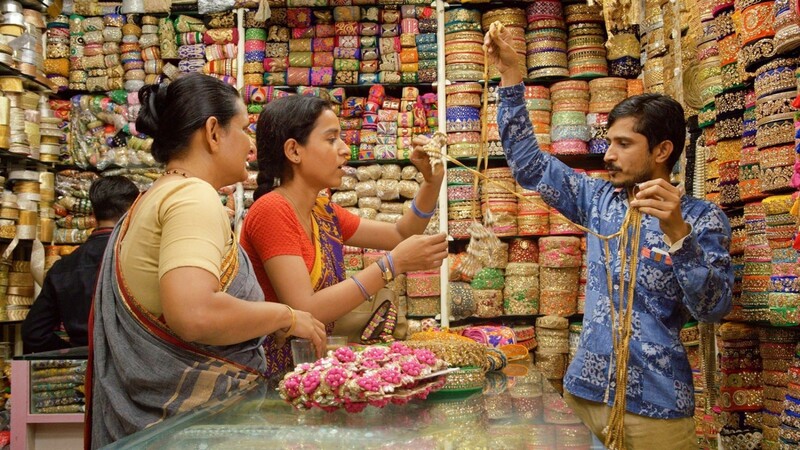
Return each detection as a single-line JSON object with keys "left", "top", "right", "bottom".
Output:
{"left": 386, "top": 253, "right": 396, "bottom": 277}
{"left": 351, "top": 276, "right": 370, "bottom": 301}
{"left": 410, "top": 197, "right": 436, "bottom": 219}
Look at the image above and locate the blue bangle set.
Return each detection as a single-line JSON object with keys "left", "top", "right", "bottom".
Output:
{"left": 351, "top": 276, "right": 370, "bottom": 301}
{"left": 386, "top": 253, "right": 396, "bottom": 277}
{"left": 411, "top": 197, "right": 436, "bottom": 219}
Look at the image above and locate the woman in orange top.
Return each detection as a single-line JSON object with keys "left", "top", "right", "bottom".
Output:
{"left": 241, "top": 95, "right": 447, "bottom": 377}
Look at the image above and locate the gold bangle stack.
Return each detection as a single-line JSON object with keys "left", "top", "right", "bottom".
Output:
{"left": 481, "top": 8, "right": 527, "bottom": 30}
{"left": 404, "top": 339, "right": 487, "bottom": 368}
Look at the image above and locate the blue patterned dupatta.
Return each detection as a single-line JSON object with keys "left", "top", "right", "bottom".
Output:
{"left": 263, "top": 197, "right": 346, "bottom": 378}
{"left": 86, "top": 203, "right": 266, "bottom": 449}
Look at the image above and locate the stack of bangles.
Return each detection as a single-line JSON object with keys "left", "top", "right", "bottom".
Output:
{"left": 243, "top": 26, "right": 266, "bottom": 85}
{"left": 352, "top": 252, "right": 396, "bottom": 301}
{"left": 606, "top": 30, "right": 642, "bottom": 77}
{"left": 525, "top": 1, "right": 569, "bottom": 80}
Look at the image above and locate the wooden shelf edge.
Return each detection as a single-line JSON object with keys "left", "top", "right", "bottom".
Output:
{"left": 0, "top": 61, "right": 54, "bottom": 93}
{"left": 0, "top": 149, "right": 59, "bottom": 169}
{"left": 24, "top": 413, "right": 84, "bottom": 424}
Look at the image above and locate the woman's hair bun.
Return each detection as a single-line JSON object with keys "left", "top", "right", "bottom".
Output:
{"left": 135, "top": 73, "right": 241, "bottom": 164}
{"left": 136, "top": 83, "right": 165, "bottom": 137}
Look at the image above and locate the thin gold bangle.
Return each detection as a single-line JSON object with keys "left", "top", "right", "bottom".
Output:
{"left": 282, "top": 304, "right": 296, "bottom": 336}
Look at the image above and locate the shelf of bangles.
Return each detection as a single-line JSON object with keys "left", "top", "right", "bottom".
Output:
{"left": 319, "top": 158, "right": 420, "bottom": 167}
{"left": 453, "top": 154, "right": 607, "bottom": 169}
{"left": 446, "top": 314, "right": 584, "bottom": 324}
{"left": 447, "top": 232, "right": 584, "bottom": 243}
{"left": 335, "top": 154, "right": 605, "bottom": 168}
{"left": 443, "top": 0, "right": 562, "bottom": 7}
{"left": 447, "top": 77, "right": 600, "bottom": 88}
{"left": 262, "top": 83, "right": 441, "bottom": 90}
{"left": 242, "top": 2, "right": 439, "bottom": 11}
{"left": 0, "top": 61, "right": 54, "bottom": 93}
{"left": 0, "top": 149, "right": 60, "bottom": 171}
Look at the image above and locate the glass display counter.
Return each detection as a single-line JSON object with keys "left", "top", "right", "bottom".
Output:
{"left": 11, "top": 346, "right": 88, "bottom": 450}
{"left": 104, "top": 362, "right": 600, "bottom": 449}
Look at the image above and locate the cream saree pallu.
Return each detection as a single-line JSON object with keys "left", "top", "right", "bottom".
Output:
{"left": 87, "top": 212, "right": 266, "bottom": 449}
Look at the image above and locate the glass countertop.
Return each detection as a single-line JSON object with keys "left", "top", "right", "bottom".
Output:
{"left": 104, "top": 361, "right": 600, "bottom": 449}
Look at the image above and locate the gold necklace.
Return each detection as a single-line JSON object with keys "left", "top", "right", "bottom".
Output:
{"left": 279, "top": 190, "right": 313, "bottom": 240}
{"left": 164, "top": 168, "right": 191, "bottom": 178}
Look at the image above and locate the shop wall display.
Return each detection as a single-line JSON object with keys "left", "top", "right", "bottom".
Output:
{"left": 0, "top": 0, "right": 799, "bottom": 447}
{"left": 678, "top": 0, "right": 800, "bottom": 445}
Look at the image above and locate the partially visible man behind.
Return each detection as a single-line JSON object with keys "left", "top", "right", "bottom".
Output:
{"left": 22, "top": 176, "right": 139, "bottom": 353}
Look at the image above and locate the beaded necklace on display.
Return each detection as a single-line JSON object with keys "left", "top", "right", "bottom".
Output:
{"left": 423, "top": 21, "right": 645, "bottom": 449}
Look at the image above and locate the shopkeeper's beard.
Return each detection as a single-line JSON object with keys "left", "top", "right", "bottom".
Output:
{"left": 605, "top": 163, "right": 654, "bottom": 189}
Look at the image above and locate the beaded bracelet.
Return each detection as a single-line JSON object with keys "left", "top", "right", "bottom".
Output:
{"left": 719, "top": 341, "right": 760, "bottom": 355}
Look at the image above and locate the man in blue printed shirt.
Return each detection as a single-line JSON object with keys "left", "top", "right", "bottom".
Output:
{"left": 485, "top": 28, "right": 732, "bottom": 448}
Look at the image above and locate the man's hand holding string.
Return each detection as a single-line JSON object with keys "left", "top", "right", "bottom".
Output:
{"left": 630, "top": 178, "right": 691, "bottom": 244}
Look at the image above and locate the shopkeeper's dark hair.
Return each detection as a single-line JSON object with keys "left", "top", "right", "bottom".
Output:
{"left": 254, "top": 95, "right": 333, "bottom": 200}
{"left": 608, "top": 93, "right": 686, "bottom": 171}
{"left": 136, "top": 73, "right": 241, "bottom": 164}
{"left": 89, "top": 176, "right": 139, "bottom": 222}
